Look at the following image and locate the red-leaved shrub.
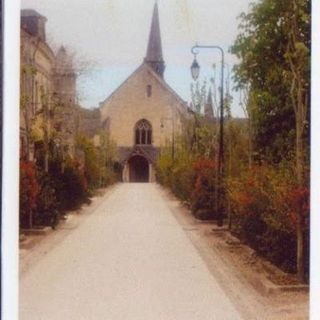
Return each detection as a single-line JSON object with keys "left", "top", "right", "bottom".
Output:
{"left": 20, "top": 160, "right": 40, "bottom": 228}
{"left": 191, "top": 158, "right": 219, "bottom": 219}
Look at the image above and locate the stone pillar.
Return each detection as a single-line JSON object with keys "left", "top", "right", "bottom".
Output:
{"left": 149, "top": 163, "right": 156, "bottom": 182}
{"left": 123, "top": 162, "right": 129, "bottom": 182}
{"left": 148, "top": 163, "right": 152, "bottom": 182}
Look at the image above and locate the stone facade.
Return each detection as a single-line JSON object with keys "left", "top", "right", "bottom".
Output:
{"left": 99, "top": 3, "right": 191, "bottom": 182}
{"left": 20, "top": 9, "right": 78, "bottom": 164}
{"left": 100, "top": 63, "right": 187, "bottom": 149}
{"left": 52, "top": 46, "right": 78, "bottom": 157}
{"left": 20, "top": 15, "right": 55, "bottom": 161}
{"left": 77, "top": 107, "right": 101, "bottom": 138}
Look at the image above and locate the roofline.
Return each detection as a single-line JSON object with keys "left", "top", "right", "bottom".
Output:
{"left": 99, "top": 64, "right": 145, "bottom": 107}
{"left": 144, "top": 63, "right": 188, "bottom": 108}
{"left": 21, "top": 29, "right": 55, "bottom": 61}
{"left": 99, "top": 62, "right": 191, "bottom": 118}
{"left": 21, "top": 9, "right": 47, "bottom": 20}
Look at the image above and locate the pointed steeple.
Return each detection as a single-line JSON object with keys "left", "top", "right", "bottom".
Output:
{"left": 204, "top": 89, "right": 214, "bottom": 119}
{"left": 145, "top": 2, "right": 165, "bottom": 77}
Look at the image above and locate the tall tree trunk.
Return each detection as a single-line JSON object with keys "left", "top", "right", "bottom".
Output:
{"left": 240, "top": 87, "right": 253, "bottom": 168}
{"left": 295, "top": 87, "right": 305, "bottom": 282}
{"left": 227, "top": 127, "right": 232, "bottom": 229}
{"left": 44, "top": 123, "right": 49, "bottom": 173}
{"left": 29, "top": 209, "right": 33, "bottom": 229}
{"left": 296, "top": 209, "right": 304, "bottom": 281}
{"left": 248, "top": 117, "right": 253, "bottom": 168}
{"left": 24, "top": 110, "right": 31, "bottom": 161}
{"left": 296, "top": 133, "right": 305, "bottom": 281}
{"left": 286, "top": 0, "right": 309, "bottom": 280}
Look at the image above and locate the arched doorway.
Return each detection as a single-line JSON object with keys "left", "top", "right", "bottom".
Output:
{"left": 128, "top": 155, "right": 149, "bottom": 182}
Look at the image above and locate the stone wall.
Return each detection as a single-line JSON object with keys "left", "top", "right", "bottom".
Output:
{"left": 20, "top": 10, "right": 79, "bottom": 161}
{"left": 100, "top": 63, "right": 189, "bottom": 149}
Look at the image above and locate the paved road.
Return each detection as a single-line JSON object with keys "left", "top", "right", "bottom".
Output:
{"left": 20, "top": 183, "right": 243, "bottom": 320}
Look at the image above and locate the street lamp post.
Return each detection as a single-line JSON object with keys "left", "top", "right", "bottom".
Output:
{"left": 191, "top": 44, "right": 225, "bottom": 226}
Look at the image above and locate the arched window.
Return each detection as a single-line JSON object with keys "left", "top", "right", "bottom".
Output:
{"left": 135, "top": 119, "right": 152, "bottom": 145}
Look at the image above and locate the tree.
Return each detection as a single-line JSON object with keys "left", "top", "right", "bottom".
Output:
{"left": 190, "top": 80, "right": 207, "bottom": 114}
{"left": 283, "top": 0, "right": 310, "bottom": 281}
{"left": 96, "top": 131, "right": 118, "bottom": 187}
{"left": 231, "top": 0, "right": 310, "bottom": 162}
{"left": 231, "top": 0, "right": 310, "bottom": 280}
{"left": 20, "top": 160, "right": 39, "bottom": 228}
{"left": 239, "top": 85, "right": 254, "bottom": 168}
{"left": 76, "top": 135, "right": 100, "bottom": 189}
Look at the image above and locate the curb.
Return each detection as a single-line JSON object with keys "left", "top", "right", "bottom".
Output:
{"left": 210, "top": 228, "right": 309, "bottom": 295}
{"left": 250, "top": 273, "right": 309, "bottom": 295}
{"left": 20, "top": 237, "right": 40, "bottom": 250}
{"left": 20, "top": 227, "right": 53, "bottom": 249}
{"left": 20, "top": 226, "right": 52, "bottom": 236}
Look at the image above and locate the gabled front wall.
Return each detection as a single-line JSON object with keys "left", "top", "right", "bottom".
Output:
{"left": 100, "top": 64, "right": 187, "bottom": 148}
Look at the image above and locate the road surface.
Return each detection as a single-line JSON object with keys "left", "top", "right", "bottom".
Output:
{"left": 20, "top": 183, "right": 243, "bottom": 320}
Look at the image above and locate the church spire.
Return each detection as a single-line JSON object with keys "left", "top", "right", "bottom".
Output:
{"left": 145, "top": 2, "right": 165, "bottom": 77}
{"left": 204, "top": 89, "right": 214, "bottom": 119}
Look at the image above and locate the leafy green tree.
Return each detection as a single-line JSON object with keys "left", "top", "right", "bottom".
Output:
{"left": 231, "top": 0, "right": 310, "bottom": 280}
{"left": 283, "top": 0, "right": 310, "bottom": 281}
{"left": 231, "top": 0, "right": 310, "bottom": 163}
{"left": 76, "top": 135, "right": 100, "bottom": 190}
{"left": 190, "top": 80, "right": 207, "bottom": 114}
{"left": 96, "top": 131, "right": 118, "bottom": 186}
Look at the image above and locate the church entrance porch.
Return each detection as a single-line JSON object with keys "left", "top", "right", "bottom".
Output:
{"left": 119, "top": 146, "right": 158, "bottom": 183}
{"left": 128, "top": 155, "right": 149, "bottom": 182}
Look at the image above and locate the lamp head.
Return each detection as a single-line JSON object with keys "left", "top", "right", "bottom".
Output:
{"left": 191, "top": 57, "right": 200, "bottom": 81}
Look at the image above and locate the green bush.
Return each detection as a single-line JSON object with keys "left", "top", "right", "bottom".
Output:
{"left": 58, "top": 162, "right": 89, "bottom": 211}
{"left": 156, "top": 125, "right": 310, "bottom": 279}
{"left": 34, "top": 171, "right": 60, "bottom": 228}
{"left": 100, "top": 164, "right": 118, "bottom": 187}
{"left": 76, "top": 135, "right": 100, "bottom": 190}
{"left": 157, "top": 149, "right": 194, "bottom": 203}
{"left": 156, "top": 151, "right": 173, "bottom": 187}
{"left": 171, "top": 157, "right": 194, "bottom": 202}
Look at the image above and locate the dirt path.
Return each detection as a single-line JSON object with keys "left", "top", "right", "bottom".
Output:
{"left": 159, "top": 185, "right": 308, "bottom": 320}
{"left": 20, "top": 183, "right": 308, "bottom": 319}
{"left": 20, "top": 184, "right": 242, "bottom": 319}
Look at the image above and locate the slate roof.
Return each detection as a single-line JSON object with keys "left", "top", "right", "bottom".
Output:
{"left": 21, "top": 9, "right": 45, "bottom": 18}
{"left": 145, "top": 2, "right": 163, "bottom": 63}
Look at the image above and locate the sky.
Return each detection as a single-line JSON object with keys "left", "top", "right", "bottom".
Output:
{"left": 21, "top": 0, "right": 253, "bottom": 117}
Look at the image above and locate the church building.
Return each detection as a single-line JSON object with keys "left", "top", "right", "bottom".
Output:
{"left": 100, "top": 2, "right": 191, "bottom": 183}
